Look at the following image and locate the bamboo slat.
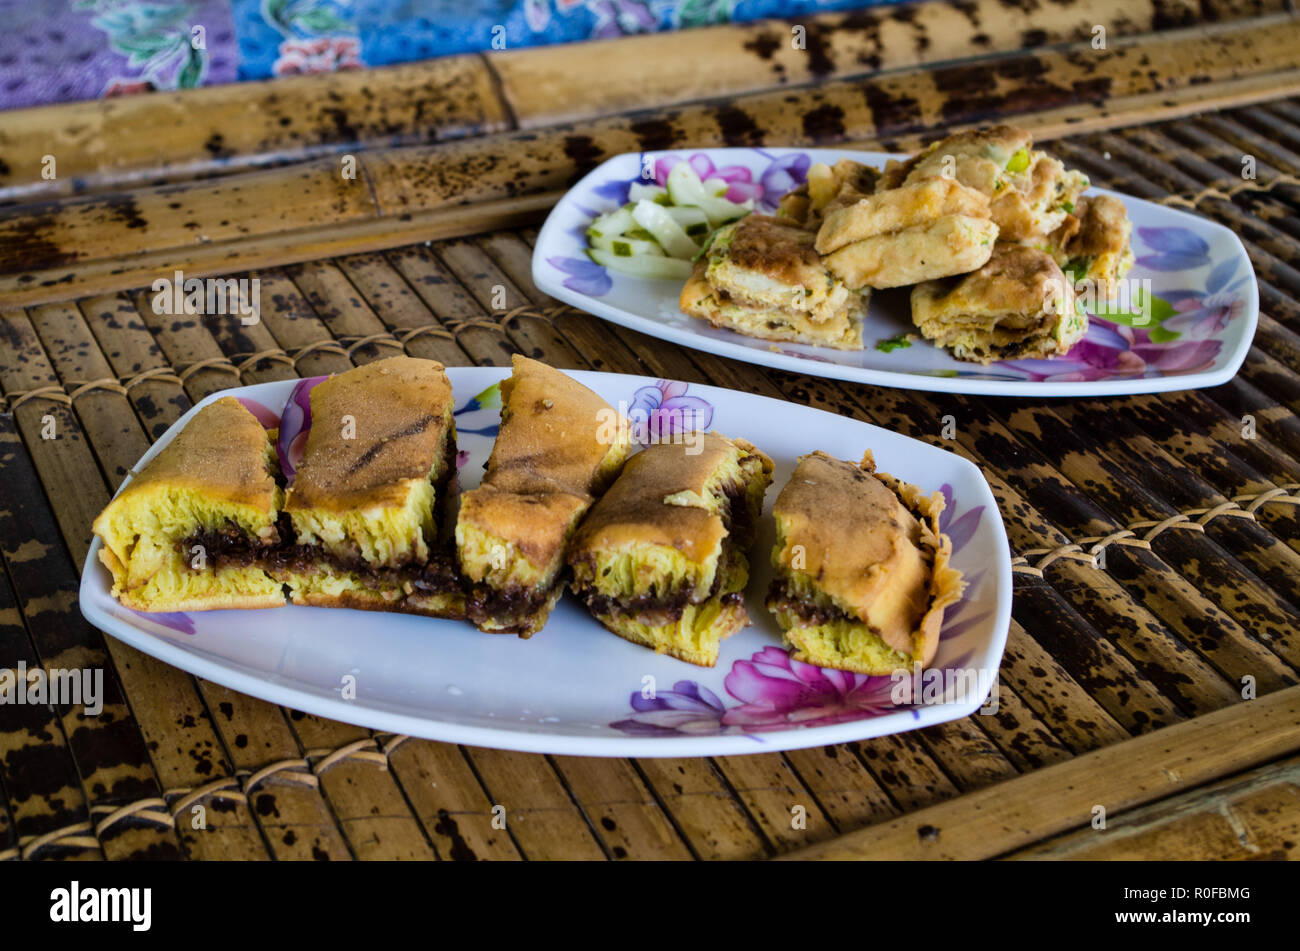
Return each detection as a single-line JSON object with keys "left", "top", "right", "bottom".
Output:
{"left": 782, "top": 686, "right": 1300, "bottom": 860}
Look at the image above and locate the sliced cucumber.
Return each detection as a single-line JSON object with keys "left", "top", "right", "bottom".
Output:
{"left": 589, "top": 233, "right": 665, "bottom": 258}
{"left": 586, "top": 206, "right": 635, "bottom": 239}
{"left": 698, "top": 196, "right": 753, "bottom": 228}
{"left": 665, "top": 162, "right": 710, "bottom": 206}
{"left": 628, "top": 182, "right": 667, "bottom": 203}
{"left": 588, "top": 247, "right": 693, "bottom": 280}
{"left": 664, "top": 205, "right": 709, "bottom": 230}
{"left": 631, "top": 199, "right": 698, "bottom": 258}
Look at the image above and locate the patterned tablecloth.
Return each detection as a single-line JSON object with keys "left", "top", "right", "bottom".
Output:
{"left": 0, "top": 0, "right": 887, "bottom": 110}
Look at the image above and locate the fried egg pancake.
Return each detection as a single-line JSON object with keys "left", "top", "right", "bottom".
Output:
{"left": 910, "top": 245, "right": 1086, "bottom": 363}
{"left": 814, "top": 177, "right": 991, "bottom": 255}
{"left": 822, "top": 214, "right": 999, "bottom": 289}
{"left": 1062, "top": 194, "right": 1134, "bottom": 300}
{"left": 679, "top": 259, "right": 867, "bottom": 350}
{"left": 569, "top": 433, "right": 773, "bottom": 668}
{"left": 879, "top": 126, "right": 1088, "bottom": 241}
{"left": 779, "top": 159, "right": 881, "bottom": 230}
{"left": 766, "top": 451, "right": 964, "bottom": 675}
{"left": 679, "top": 214, "right": 869, "bottom": 349}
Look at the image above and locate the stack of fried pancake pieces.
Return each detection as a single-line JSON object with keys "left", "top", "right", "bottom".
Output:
{"left": 680, "top": 125, "right": 1134, "bottom": 364}
{"left": 94, "top": 357, "right": 967, "bottom": 675}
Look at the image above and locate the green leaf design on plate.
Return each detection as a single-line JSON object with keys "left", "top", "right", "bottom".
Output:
{"left": 1100, "top": 288, "right": 1178, "bottom": 337}
{"left": 473, "top": 383, "right": 502, "bottom": 410}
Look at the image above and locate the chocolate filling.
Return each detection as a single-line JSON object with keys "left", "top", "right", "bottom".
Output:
{"left": 574, "top": 535, "right": 745, "bottom": 625}
{"left": 765, "top": 579, "right": 856, "bottom": 626}
{"left": 465, "top": 581, "right": 557, "bottom": 628}
{"left": 180, "top": 521, "right": 278, "bottom": 567}
{"left": 177, "top": 430, "right": 464, "bottom": 601}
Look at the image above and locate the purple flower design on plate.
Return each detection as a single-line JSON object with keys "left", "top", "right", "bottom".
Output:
{"left": 130, "top": 610, "right": 196, "bottom": 636}
{"left": 995, "top": 319, "right": 1222, "bottom": 383}
{"left": 548, "top": 255, "right": 613, "bottom": 297}
{"left": 1163, "top": 292, "right": 1244, "bottom": 341}
{"left": 610, "top": 681, "right": 727, "bottom": 736}
{"left": 1135, "top": 226, "right": 1211, "bottom": 271}
{"left": 627, "top": 380, "right": 713, "bottom": 442}
{"left": 276, "top": 376, "right": 329, "bottom": 482}
{"left": 757, "top": 152, "right": 812, "bottom": 208}
{"left": 938, "top": 483, "right": 983, "bottom": 554}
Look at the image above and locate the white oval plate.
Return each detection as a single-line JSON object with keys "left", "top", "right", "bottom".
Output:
{"left": 79, "top": 368, "right": 1011, "bottom": 757}
{"left": 533, "top": 148, "right": 1258, "bottom": 397}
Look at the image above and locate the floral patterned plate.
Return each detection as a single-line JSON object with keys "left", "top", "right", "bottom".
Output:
{"left": 79, "top": 368, "right": 1011, "bottom": 756}
{"left": 534, "top": 148, "right": 1258, "bottom": 397}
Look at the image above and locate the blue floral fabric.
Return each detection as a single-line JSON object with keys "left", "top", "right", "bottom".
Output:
{"left": 0, "top": 0, "right": 889, "bottom": 110}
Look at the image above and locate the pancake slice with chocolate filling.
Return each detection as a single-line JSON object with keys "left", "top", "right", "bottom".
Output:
{"left": 273, "top": 356, "right": 464, "bottom": 617}
{"left": 456, "top": 355, "right": 632, "bottom": 636}
{"left": 93, "top": 397, "right": 286, "bottom": 612}
{"left": 568, "top": 433, "right": 773, "bottom": 667}
{"left": 766, "top": 451, "right": 964, "bottom": 675}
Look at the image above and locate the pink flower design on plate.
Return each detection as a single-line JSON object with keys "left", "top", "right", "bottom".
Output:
{"left": 273, "top": 37, "right": 362, "bottom": 76}
{"left": 721, "top": 646, "right": 914, "bottom": 730}
{"left": 236, "top": 398, "right": 281, "bottom": 430}
{"left": 1163, "top": 292, "right": 1244, "bottom": 341}
{"left": 276, "top": 376, "right": 330, "bottom": 482}
{"left": 654, "top": 154, "right": 764, "bottom": 204}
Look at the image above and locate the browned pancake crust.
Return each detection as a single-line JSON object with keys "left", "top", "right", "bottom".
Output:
{"left": 482, "top": 355, "right": 625, "bottom": 497}
{"left": 717, "top": 215, "right": 824, "bottom": 288}
{"left": 287, "top": 356, "right": 454, "bottom": 513}
{"left": 570, "top": 433, "right": 753, "bottom": 565}
{"left": 114, "top": 396, "right": 279, "bottom": 512}
{"left": 1070, "top": 194, "right": 1130, "bottom": 258}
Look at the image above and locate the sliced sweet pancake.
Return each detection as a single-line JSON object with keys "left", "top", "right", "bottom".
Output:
{"left": 273, "top": 356, "right": 463, "bottom": 617}
{"left": 93, "top": 397, "right": 285, "bottom": 612}
{"left": 568, "top": 433, "right": 773, "bottom": 667}
{"left": 766, "top": 451, "right": 964, "bottom": 675}
{"left": 456, "top": 355, "right": 631, "bottom": 636}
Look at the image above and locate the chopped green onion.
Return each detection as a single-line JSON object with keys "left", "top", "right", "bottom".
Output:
{"left": 876, "top": 334, "right": 913, "bottom": 353}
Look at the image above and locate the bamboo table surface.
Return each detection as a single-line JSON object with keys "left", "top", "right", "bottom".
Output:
{"left": 2, "top": 4, "right": 1300, "bottom": 861}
